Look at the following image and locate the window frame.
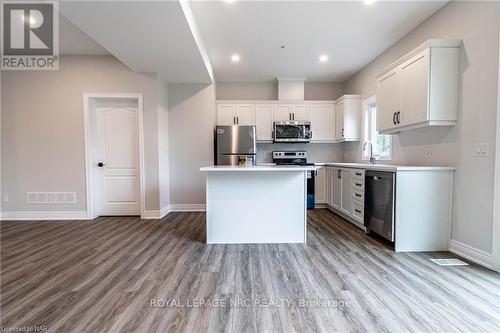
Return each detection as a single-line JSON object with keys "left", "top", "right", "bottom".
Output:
{"left": 362, "top": 95, "right": 392, "bottom": 161}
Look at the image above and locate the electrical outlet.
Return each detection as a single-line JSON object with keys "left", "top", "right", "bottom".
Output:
{"left": 475, "top": 143, "right": 489, "bottom": 157}
{"left": 424, "top": 146, "right": 432, "bottom": 159}
{"left": 2, "top": 195, "right": 8, "bottom": 203}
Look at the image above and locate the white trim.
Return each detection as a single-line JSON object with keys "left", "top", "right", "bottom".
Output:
{"left": 169, "top": 204, "right": 206, "bottom": 212}
{"left": 83, "top": 93, "right": 145, "bottom": 220}
{"left": 141, "top": 209, "right": 163, "bottom": 220}
{"left": 449, "top": 239, "right": 493, "bottom": 269}
{"left": 493, "top": 23, "right": 500, "bottom": 272}
{"left": 1, "top": 211, "right": 89, "bottom": 221}
{"left": 179, "top": 0, "right": 214, "bottom": 82}
{"left": 361, "top": 95, "right": 392, "bottom": 162}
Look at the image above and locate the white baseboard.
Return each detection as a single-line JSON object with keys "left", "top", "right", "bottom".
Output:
{"left": 449, "top": 239, "right": 493, "bottom": 269}
{"left": 141, "top": 207, "right": 171, "bottom": 219}
{"left": 0, "top": 211, "right": 89, "bottom": 221}
{"left": 160, "top": 205, "right": 171, "bottom": 218}
{"left": 142, "top": 204, "right": 204, "bottom": 218}
{"left": 169, "top": 204, "right": 206, "bottom": 212}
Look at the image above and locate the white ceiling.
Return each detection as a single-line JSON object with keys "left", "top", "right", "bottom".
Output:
{"left": 60, "top": 1, "right": 213, "bottom": 83}
{"left": 59, "top": 14, "right": 109, "bottom": 55}
{"left": 190, "top": 0, "right": 447, "bottom": 82}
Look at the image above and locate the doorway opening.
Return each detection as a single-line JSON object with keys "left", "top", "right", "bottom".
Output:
{"left": 83, "top": 94, "right": 145, "bottom": 219}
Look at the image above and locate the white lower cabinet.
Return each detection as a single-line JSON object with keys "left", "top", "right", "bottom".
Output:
{"left": 326, "top": 166, "right": 365, "bottom": 229}
{"left": 331, "top": 168, "right": 341, "bottom": 210}
{"left": 314, "top": 166, "right": 326, "bottom": 205}
{"left": 340, "top": 170, "right": 352, "bottom": 215}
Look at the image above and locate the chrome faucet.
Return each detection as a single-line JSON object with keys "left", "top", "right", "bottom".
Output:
{"left": 363, "top": 141, "right": 376, "bottom": 164}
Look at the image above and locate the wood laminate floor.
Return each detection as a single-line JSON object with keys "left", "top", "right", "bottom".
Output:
{"left": 1, "top": 209, "right": 499, "bottom": 333}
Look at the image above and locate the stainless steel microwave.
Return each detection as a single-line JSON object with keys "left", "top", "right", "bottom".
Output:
{"left": 273, "top": 121, "right": 311, "bottom": 143}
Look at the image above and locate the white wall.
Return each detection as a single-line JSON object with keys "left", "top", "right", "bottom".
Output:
{"left": 168, "top": 83, "right": 216, "bottom": 205}
{"left": 217, "top": 81, "right": 344, "bottom": 100}
{"left": 343, "top": 1, "right": 500, "bottom": 256}
{"left": 1, "top": 56, "right": 167, "bottom": 212}
{"left": 157, "top": 80, "right": 170, "bottom": 211}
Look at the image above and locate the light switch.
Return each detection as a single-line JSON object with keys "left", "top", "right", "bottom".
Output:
{"left": 424, "top": 146, "right": 432, "bottom": 159}
{"left": 475, "top": 143, "right": 489, "bottom": 157}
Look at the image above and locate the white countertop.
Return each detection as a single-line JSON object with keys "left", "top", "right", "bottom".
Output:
{"left": 200, "top": 165, "right": 316, "bottom": 172}
{"left": 314, "top": 162, "right": 455, "bottom": 171}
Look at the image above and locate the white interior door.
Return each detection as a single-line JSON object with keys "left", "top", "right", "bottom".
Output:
{"left": 96, "top": 106, "right": 140, "bottom": 216}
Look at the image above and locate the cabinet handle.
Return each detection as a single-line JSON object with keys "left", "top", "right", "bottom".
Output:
{"left": 292, "top": 113, "right": 295, "bottom": 120}
{"left": 342, "top": 128, "right": 344, "bottom": 137}
{"left": 289, "top": 113, "right": 291, "bottom": 120}
{"left": 355, "top": 183, "right": 362, "bottom": 186}
{"left": 393, "top": 112, "right": 396, "bottom": 125}
{"left": 237, "top": 116, "right": 239, "bottom": 124}
{"left": 233, "top": 116, "right": 236, "bottom": 125}
{"left": 355, "top": 173, "right": 362, "bottom": 176}
{"left": 355, "top": 209, "right": 362, "bottom": 213}
{"left": 337, "top": 170, "right": 341, "bottom": 178}
{"left": 396, "top": 111, "right": 401, "bottom": 124}
{"left": 355, "top": 193, "right": 362, "bottom": 197}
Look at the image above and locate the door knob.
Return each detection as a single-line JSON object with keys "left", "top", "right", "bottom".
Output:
{"left": 97, "top": 162, "right": 105, "bottom": 167}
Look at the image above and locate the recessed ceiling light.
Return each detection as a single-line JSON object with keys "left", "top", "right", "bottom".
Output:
{"left": 224, "top": 0, "right": 236, "bottom": 3}
{"left": 231, "top": 54, "right": 240, "bottom": 62}
{"left": 319, "top": 55, "right": 329, "bottom": 63}
{"left": 364, "top": 0, "right": 377, "bottom": 5}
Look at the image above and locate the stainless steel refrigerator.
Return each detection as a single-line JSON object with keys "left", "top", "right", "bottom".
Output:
{"left": 215, "top": 125, "right": 256, "bottom": 166}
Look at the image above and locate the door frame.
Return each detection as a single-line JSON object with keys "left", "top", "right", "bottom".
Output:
{"left": 493, "top": 26, "right": 500, "bottom": 272}
{"left": 83, "top": 93, "right": 145, "bottom": 219}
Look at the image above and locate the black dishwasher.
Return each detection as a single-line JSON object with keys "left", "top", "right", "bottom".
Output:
{"left": 364, "top": 171, "right": 395, "bottom": 242}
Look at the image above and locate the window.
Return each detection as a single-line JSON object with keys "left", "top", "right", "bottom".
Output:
{"left": 362, "top": 96, "right": 392, "bottom": 161}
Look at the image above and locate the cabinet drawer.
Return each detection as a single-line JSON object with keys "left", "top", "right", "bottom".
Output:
{"left": 351, "top": 169, "right": 365, "bottom": 180}
{"left": 352, "top": 179, "right": 364, "bottom": 191}
{"left": 352, "top": 189, "right": 364, "bottom": 201}
{"left": 352, "top": 200, "right": 364, "bottom": 223}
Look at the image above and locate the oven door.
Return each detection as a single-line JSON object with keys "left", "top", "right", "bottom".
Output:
{"left": 273, "top": 122, "right": 310, "bottom": 143}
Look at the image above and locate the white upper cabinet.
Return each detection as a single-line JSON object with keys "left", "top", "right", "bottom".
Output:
{"left": 217, "top": 104, "right": 236, "bottom": 126}
{"left": 400, "top": 50, "right": 430, "bottom": 126}
{"left": 335, "top": 95, "right": 361, "bottom": 141}
{"left": 255, "top": 104, "right": 274, "bottom": 141}
{"left": 235, "top": 104, "right": 255, "bottom": 125}
{"left": 377, "top": 70, "right": 401, "bottom": 131}
{"left": 309, "top": 104, "right": 335, "bottom": 141}
{"left": 273, "top": 104, "right": 309, "bottom": 121}
{"left": 376, "top": 39, "right": 461, "bottom": 134}
{"left": 273, "top": 104, "right": 292, "bottom": 121}
{"left": 217, "top": 98, "right": 355, "bottom": 143}
{"left": 291, "top": 104, "right": 309, "bottom": 121}
{"left": 217, "top": 103, "right": 254, "bottom": 125}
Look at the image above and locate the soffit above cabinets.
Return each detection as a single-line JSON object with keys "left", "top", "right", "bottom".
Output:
{"left": 60, "top": 1, "right": 213, "bottom": 83}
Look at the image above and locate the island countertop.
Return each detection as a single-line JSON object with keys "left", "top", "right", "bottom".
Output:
{"left": 200, "top": 165, "right": 316, "bottom": 172}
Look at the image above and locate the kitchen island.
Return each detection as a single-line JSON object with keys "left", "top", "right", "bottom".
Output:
{"left": 200, "top": 165, "right": 316, "bottom": 244}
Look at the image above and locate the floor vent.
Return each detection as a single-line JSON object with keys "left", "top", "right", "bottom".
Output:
{"left": 27, "top": 192, "right": 77, "bottom": 204}
{"left": 430, "top": 258, "right": 469, "bottom": 266}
